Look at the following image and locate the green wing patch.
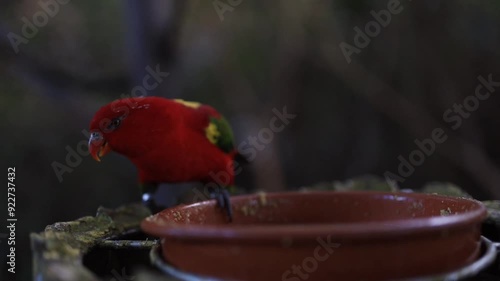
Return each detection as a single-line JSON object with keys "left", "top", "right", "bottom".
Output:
{"left": 205, "top": 116, "right": 235, "bottom": 153}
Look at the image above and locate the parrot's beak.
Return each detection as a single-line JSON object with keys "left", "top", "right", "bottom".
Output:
{"left": 89, "top": 132, "right": 111, "bottom": 162}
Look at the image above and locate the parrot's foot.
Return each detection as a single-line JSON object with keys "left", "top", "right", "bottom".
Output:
{"left": 211, "top": 188, "right": 233, "bottom": 222}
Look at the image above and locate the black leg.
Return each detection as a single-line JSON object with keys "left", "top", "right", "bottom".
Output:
{"left": 221, "top": 189, "right": 233, "bottom": 222}
{"left": 209, "top": 186, "right": 233, "bottom": 222}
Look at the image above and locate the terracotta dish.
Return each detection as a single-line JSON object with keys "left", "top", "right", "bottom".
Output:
{"left": 141, "top": 191, "right": 487, "bottom": 281}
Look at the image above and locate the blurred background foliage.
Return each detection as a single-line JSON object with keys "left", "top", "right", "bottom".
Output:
{"left": 1, "top": 0, "right": 500, "bottom": 280}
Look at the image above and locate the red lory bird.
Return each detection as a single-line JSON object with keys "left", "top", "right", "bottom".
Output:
{"left": 88, "top": 96, "right": 245, "bottom": 221}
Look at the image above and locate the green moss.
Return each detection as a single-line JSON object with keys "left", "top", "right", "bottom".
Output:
{"left": 302, "top": 175, "right": 397, "bottom": 192}
{"left": 31, "top": 203, "right": 151, "bottom": 280}
{"left": 421, "top": 182, "right": 472, "bottom": 198}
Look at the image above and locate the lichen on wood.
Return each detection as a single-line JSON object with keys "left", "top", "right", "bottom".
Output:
{"left": 482, "top": 200, "right": 500, "bottom": 232}
{"left": 31, "top": 203, "right": 152, "bottom": 281}
{"left": 300, "top": 175, "right": 398, "bottom": 192}
{"left": 421, "top": 182, "right": 473, "bottom": 198}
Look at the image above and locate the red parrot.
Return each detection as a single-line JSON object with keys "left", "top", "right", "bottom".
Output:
{"left": 88, "top": 96, "right": 242, "bottom": 220}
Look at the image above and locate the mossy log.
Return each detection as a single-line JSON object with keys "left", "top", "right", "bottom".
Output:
{"left": 31, "top": 203, "right": 153, "bottom": 281}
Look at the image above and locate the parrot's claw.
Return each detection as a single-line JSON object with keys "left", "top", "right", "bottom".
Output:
{"left": 221, "top": 189, "right": 233, "bottom": 222}
{"left": 210, "top": 188, "right": 233, "bottom": 222}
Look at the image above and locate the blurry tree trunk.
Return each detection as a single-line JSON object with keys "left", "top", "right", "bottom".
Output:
{"left": 123, "top": 0, "right": 186, "bottom": 97}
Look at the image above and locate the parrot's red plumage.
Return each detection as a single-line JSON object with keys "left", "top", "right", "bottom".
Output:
{"left": 89, "top": 97, "right": 238, "bottom": 186}
{"left": 88, "top": 97, "right": 242, "bottom": 219}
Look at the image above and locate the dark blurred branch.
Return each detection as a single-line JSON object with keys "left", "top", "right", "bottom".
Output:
{"left": 123, "top": 0, "right": 152, "bottom": 88}
{"left": 123, "top": 0, "right": 186, "bottom": 97}
{"left": 321, "top": 47, "right": 500, "bottom": 199}
{"left": 0, "top": 24, "right": 131, "bottom": 95}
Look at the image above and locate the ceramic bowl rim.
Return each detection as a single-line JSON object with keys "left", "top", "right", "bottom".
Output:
{"left": 141, "top": 191, "right": 487, "bottom": 241}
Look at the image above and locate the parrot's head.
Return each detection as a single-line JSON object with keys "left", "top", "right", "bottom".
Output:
{"left": 88, "top": 97, "right": 155, "bottom": 162}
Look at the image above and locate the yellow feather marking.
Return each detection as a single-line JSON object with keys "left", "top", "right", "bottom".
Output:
{"left": 205, "top": 122, "right": 220, "bottom": 144}
{"left": 174, "top": 99, "right": 201, "bottom": 109}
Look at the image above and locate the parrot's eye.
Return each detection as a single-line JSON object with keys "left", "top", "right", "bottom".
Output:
{"left": 108, "top": 118, "right": 121, "bottom": 131}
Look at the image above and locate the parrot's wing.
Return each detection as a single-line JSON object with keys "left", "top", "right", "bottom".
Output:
{"left": 173, "top": 99, "right": 237, "bottom": 155}
{"left": 205, "top": 116, "right": 236, "bottom": 154}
